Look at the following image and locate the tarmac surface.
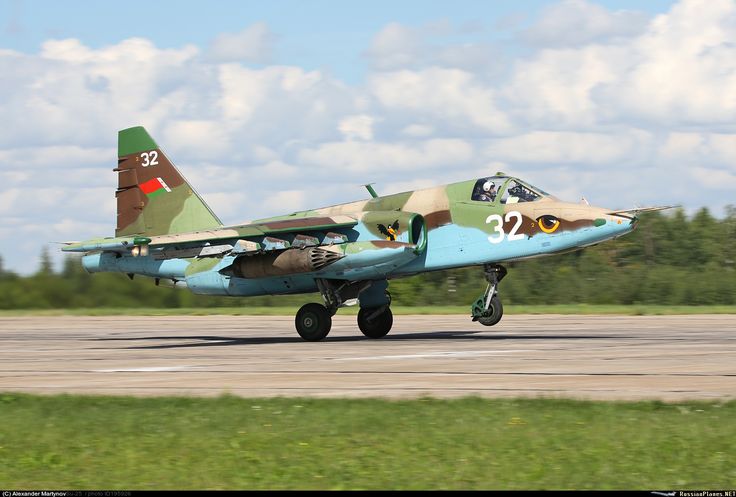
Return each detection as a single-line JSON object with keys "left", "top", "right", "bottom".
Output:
{"left": 0, "top": 314, "right": 734, "bottom": 401}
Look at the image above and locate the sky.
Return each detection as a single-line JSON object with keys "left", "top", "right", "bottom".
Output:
{"left": 1, "top": 0, "right": 735, "bottom": 274}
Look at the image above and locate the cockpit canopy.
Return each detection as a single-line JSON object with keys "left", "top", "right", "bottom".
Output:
{"left": 470, "top": 175, "right": 549, "bottom": 204}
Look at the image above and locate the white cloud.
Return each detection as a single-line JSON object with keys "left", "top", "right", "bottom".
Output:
{"left": 338, "top": 114, "right": 375, "bottom": 141}
{"left": 401, "top": 124, "right": 434, "bottom": 137}
{"left": 506, "top": 0, "right": 736, "bottom": 129}
{"left": 658, "top": 132, "right": 736, "bottom": 166}
{"left": 0, "top": 37, "right": 201, "bottom": 148}
{"left": 502, "top": 45, "right": 621, "bottom": 127}
{"left": 298, "top": 139, "right": 474, "bottom": 174}
{"left": 211, "top": 63, "right": 356, "bottom": 148}
{"left": 523, "top": 0, "right": 649, "bottom": 47}
{"left": 597, "top": 0, "right": 736, "bottom": 126}
{"left": 708, "top": 134, "right": 736, "bottom": 164}
{"left": 162, "top": 120, "right": 232, "bottom": 159}
{"left": 370, "top": 68, "right": 512, "bottom": 134}
{"left": 0, "top": 146, "right": 110, "bottom": 168}
{"left": 365, "top": 21, "right": 499, "bottom": 73}
{"left": 484, "top": 130, "right": 653, "bottom": 166}
{"left": 207, "top": 22, "right": 276, "bottom": 63}
{"left": 261, "top": 189, "right": 307, "bottom": 215}
{"left": 658, "top": 132, "right": 705, "bottom": 161}
{"left": 692, "top": 166, "right": 736, "bottom": 190}
{"left": 365, "top": 23, "right": 420, "bottom": 71}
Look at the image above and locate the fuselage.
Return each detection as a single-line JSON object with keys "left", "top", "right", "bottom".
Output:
{"left": 293, "top": 175, "right": 635, "bottom": 272}
{"left": 79, "top": 174, "right": 636, "bottom": 297}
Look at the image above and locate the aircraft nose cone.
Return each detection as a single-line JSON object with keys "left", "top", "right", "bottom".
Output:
{"left": 613, "top": 214, "right": 638, "bottom": 233}
{"left": 616, "top": 213, "right": 637, "bottom": 226}
{"left": 598, "top": 213, "right": 637, "bottom": 237}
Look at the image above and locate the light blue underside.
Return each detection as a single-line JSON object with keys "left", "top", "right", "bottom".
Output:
{"left": 82, "top": 218, "right": 633, "bottom": 297}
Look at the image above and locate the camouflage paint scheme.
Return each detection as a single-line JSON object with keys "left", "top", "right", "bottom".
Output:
{"left": 64, "top": 126, "right": 641, "bottom": 302}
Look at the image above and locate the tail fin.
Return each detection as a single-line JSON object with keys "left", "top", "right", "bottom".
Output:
{"left": 115, "top": 126, "right": 223, "bottom": 237}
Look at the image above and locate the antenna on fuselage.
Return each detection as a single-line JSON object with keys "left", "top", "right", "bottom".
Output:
{"left": 363, "top": 183, "right": 379, "bottom": 198}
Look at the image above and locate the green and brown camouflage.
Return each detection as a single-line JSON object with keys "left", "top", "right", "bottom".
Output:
{"left": 115, "top": 127, "right": 222, "bottom": 237}
{"left": 63, "top": 126, "right": 672, "bottom": 340}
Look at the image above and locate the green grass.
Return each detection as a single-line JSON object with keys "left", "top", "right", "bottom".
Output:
{"left": 0, "top": 304, "right": 735, "bottom": 316}
{"left": 0, "top": 393, "right": 734, "bottom": 489}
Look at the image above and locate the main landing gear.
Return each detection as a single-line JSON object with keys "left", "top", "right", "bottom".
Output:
{"left": 471, "top": 264, "right": 507, "bottom": 327}
{"left": 294, "top": 279, "right": 393, "bottom": 341}
{"left": 357, "top": 305, "right": 393, "bottom": 339}
{"left": 294, "top": 303, "right": 332, "bottom": 341}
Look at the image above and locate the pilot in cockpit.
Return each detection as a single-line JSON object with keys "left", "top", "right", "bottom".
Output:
{"left": 472, "top": 180, "right": 497, "bottom": 202}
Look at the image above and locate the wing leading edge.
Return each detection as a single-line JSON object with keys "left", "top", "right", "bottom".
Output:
{"left": 62, "top": 215, "right": 358, "bottom": 256}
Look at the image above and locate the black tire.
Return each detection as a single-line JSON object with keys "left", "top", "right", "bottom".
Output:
{"left": 478, "top": 295, "right": 503, "bottom": 326}
{"left": 295, "top": 303, "right": 332, "bottom": 341}
{"left": 358, "top": 306, "right": 393, "bottom": 338}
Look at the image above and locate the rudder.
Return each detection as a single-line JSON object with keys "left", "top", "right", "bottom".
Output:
{"left": 115, "top": 126, "right": 222, "bottom": 237}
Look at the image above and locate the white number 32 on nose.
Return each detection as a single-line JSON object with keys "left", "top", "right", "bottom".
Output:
{"left": 486, "top": 211, "right": 524, "bottom": 244}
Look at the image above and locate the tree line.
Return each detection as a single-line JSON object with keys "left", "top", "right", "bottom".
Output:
{"left": 1, "top": 207, "right": 734, "bottom": 309}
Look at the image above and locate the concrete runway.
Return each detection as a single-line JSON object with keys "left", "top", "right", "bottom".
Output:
{"left": 0, "top": 314, "right": 734, "bottom": 401}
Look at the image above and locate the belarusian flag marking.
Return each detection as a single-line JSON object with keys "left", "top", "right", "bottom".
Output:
{"left": 139, "top": 177, "right": 172, "bottom": 198}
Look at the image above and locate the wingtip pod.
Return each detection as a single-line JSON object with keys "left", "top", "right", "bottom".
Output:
{"left": 118, "top": 126, "right": 159, "bottom": 158}
{"left": 60, "top": 242, "right": 82, "bottom": 252}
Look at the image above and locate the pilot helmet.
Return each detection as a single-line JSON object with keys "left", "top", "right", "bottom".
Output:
{"left": 483, "top": 180, "right": 495, "bottom": 192}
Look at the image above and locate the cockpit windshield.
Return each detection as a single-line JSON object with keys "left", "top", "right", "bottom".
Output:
{"left": 500, "top": 180, "right": 541, "bottom": 204}
{"left": 471, "top": 175, "right": 546, "bottom": 203}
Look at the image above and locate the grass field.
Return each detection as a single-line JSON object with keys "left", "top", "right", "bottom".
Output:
{"left": 0, "top": 393, "right": 734, "bottom": 490}
{"left": 1, "top": 304, "right": 735, "bottom": 316}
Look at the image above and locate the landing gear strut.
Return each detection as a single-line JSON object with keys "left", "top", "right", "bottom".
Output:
{"left": 316, "top": 278, "right": 370, "bottom": 316}
{"left": 471, "top": 264, "right": 507, "bottom": 327}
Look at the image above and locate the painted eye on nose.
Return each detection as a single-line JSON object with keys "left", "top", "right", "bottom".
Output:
{"left": 537, "top": 215, "right": 560, "bottom": 234}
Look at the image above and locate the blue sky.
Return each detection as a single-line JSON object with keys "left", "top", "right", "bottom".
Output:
{"left": 2, "top": 0, "right": 674, "bottom": 82}
{"left": 1, "top": 0, "right": 735, "bottom": 274}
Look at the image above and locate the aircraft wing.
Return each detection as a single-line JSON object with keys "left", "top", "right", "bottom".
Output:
{"left": 150, "top": 215, "right": 357, "bottom": 245}
{"left": 61, "top": 215, "right": 358, "bottom": 256}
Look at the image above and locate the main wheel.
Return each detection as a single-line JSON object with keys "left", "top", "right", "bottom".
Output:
{"left": 358, "top": 306, "right": 393, "bottom": 338}
{"left": 477, "top": 295, "right": 503, "bottom": 326}
{"left": 295, "top": 303, "right": 332, "bottom": 341}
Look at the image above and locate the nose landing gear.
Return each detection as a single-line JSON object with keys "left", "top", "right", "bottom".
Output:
{"left": 471, "top": 264, "right": 507, "bottom": 327}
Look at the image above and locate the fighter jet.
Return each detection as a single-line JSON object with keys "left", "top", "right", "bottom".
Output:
{"left": 62, "top": 127, "right": 671, "bottom": 341}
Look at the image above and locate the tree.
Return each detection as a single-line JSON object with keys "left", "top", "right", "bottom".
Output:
{"left": 38, "top": 246, "right": 54, "bottom": 275}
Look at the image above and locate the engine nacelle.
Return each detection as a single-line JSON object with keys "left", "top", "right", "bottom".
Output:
{"left": 361, "top": 210, "right": 426, "bottom": 251}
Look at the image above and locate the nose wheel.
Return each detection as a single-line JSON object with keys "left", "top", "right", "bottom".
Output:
{"left": 471, "top": 294, "right": 503, "bottom": 326}
{"left": 471, "top": 264, "right": 507, "bottom": 327}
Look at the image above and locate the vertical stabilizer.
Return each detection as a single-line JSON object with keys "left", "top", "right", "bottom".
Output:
{"left": 115, "top": 126, "right": 222, "bottom": 237}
